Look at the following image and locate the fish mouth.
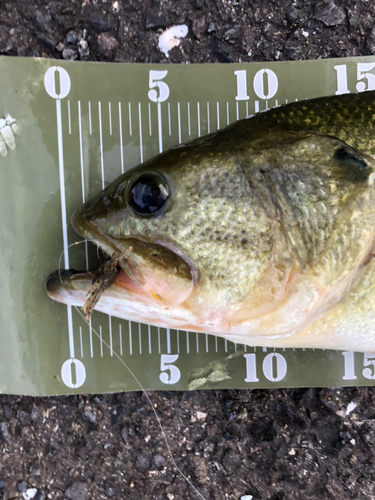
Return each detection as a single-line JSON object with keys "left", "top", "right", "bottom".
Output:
{"left": 46, "top": 211, "right": 196, "bottom": 315}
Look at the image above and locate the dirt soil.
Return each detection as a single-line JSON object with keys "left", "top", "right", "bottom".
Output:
{"left": 2, "top": 0, "right": 375, "bottom": 499}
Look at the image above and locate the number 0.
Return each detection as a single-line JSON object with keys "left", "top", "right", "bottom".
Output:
{"left": 253, "top": 69, "right": 278, "bottom": 100}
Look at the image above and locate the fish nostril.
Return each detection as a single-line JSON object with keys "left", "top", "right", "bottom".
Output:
{"left": 102, "top": 196, "right": 111, "bottom": 207}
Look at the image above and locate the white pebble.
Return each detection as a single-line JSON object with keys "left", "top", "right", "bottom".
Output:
{"left": 196, "top": 411, "right": 207, "bottom": 420}
{"left": 345, "top": 401, "right": 357, "bottom": 415}
{"left": 23, "top": 489, "right": 38, "bottom": 500}
{"left": 0, "top": 114, "right": 18, "bottom": 157}
{"left": 1, "top": 125, "right": 16, "bottom": 150}
{"left": 158, "top": 25, "right": 188, "bottom": 57}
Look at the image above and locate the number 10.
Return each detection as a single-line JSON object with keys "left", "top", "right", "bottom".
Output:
{"left": 234, "top": 69, "right": 278, "bottom": 101}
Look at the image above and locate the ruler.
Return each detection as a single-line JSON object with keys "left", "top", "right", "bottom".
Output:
{"left": 1, "top": 56, "right": 375, "bottom": 395}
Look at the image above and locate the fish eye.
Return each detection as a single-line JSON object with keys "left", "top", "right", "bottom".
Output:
{"left": 128, "top": 173, "right": 170, "bottom": 216}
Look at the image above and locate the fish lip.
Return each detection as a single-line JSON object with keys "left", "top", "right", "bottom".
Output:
{"left": 45, "top": 269, "right": 93, "bottom": 301}
{"left": 71, "top": 211, "right": 121, "bottom": 255}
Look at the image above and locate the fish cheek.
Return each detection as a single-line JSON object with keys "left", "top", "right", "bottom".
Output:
{"left": 119, "top": 239, "right": 194, "bottom": 307}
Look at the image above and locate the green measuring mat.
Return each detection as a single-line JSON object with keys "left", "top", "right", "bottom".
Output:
{"left": 1, "top": 55, "right": 375, "bottom": 396}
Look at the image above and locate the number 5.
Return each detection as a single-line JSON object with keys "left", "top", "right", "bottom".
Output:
{"left": 148, "top": 70, "right": 170, "bottom": 103}
{"left": 159, "top": 354, "right": 181, "bottom": 384}
{"left": 363, "top": 353, "right": 375, "bottom": 380}
{"left": 356, "top": 63, "right": 375, "bottom": 92}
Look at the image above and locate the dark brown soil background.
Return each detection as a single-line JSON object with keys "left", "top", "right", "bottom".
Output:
{"left": 2, "top": 0, "right": 375, "bottom": 499}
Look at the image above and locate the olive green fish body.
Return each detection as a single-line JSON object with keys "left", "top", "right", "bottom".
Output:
{"left": 46, "top": 91, "right": 375, "bottom": 352}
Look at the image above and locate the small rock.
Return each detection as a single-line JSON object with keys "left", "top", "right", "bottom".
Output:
{"left": 18, "top": 481, "right": 27, "bottom": 492}
{"left": 23, "top": 488, "right": 39, "bottom": 500}
{"left": 21, "top": 426, "right": 33, "bottom": 441}
{"left": 226, "top": 422, "right": 240, "bottom": 435}
{"left": 78, "top": 40, "right": 90, "bottom": 59}
{"left": 196, "top": 411, "right": 207, "bottom": 420}
{"left": 36, "top": 10, "right": 51, "bottom": 32}
{"left": 192, "top": 16, "right": 206, "bottom": 40}
{"left": 0, "top": 422, "right": 12, "bottom": 444}
{"left": 152, "top": 454, "right": 165, "bottom": 470}
{"left": 345, "top": 401, "right": 357, "bottom": 415}
{"left": 17, "top": 410, "right": 31, "bottom": 426}
{"left": 65, "top": 482, "right": 88, "bottom": 500}
{"left": 286, "top": 9, "right": 298, "bottom": 23}
{"left": 145, "top": 12, "right": 169, "bottom": 30}
{"left": 223, "top": 25, "right": 240, "bottom": 41}
{"left": 314, "top": 0, "right": 346, "bottom": 26}
{"left": 209, "top": 39, "right": 233, "bottom": 62}
{"left": 35, "top": 491, "right": 45, "bottom": 500}
{"left": 82, "top": 407, "right": 97, "bottom": 425}
{"left": 90, "top": 15, "right": 111, "bottom": 32}
{"left": 62, "top": 48, "right": 78, "bottom": 60}
{"left": 135, "top": 454, "right": 150, "bottom": 470}
{"left": 283, "top": 43, "right": 302, "bottom": 60}
{"left": 29, "top": 463, "right": 41, "bottom": 476}
{"left": 65, "top": 32, "right": 77, "bottom": 45}
{"left": 17, "top": 47, "right": 40, "bottom": 57}
{"left": 97, "top": 33, "right": 119, "bottom": 58}
{"left": 195, "top": 0, "right": 203, "bottom": 8}
{"left": 50, "top": 9, "right": 63, "bottom": 27}
{"left": 37, "top": 34, "right": 56, "bottom": 51}
{"left": 31, "top": 405, "right": 43, "bottom": 422}
{"left": 0, "top": 479, "right": 4, "bottom": 489}
{"left": 0, "top": 35, "right": 13, "bottom": 54}
{"left": 207, "top": 22, "right": 215, "bottom": 33}
{"left": 104, "top": 481, "right": 117, "bottom": 497}
{"left": 45, "top": 444, "right": 57, "bottom": 457}
{"left": 222, "top": 449, "right": 241, "bottom": 471}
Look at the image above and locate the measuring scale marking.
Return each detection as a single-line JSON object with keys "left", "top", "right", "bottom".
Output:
{"left": 59, "top": 92, "right": 301, "bottom": 374}
{"left": 40, "top": 61, "right": 375, "bottom": 393}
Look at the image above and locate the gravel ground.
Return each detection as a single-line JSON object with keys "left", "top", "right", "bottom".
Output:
{"left": 2, "top": 0, "right": 375, "bottom": 499}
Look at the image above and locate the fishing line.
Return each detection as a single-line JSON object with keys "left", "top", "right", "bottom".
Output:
{"left": 74, "top": 306, "right": 208, "bottom": 500}
{"left": 58, "top": 239, "right": 105, "bottom": 284}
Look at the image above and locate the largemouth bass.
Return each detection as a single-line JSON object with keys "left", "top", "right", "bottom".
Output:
{"left": 46, "top": 91, "right": 375, "bottom": 353}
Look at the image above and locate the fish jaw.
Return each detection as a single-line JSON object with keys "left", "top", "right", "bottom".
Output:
{"left": 70, "top": 211, "right": 196, "bottom": 308}
{"left": 45, "top": 270, "right": 375, "bottom": 353}
{"left": 45, "top": 270, "right": 204, "bottom": 331}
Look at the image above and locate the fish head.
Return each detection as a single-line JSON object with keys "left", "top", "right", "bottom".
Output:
{"left": 61, "top": 137, "right": 277, "bottom": 326}
{"left": 46, "top": 115, "right": 375, "bottom": 346}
